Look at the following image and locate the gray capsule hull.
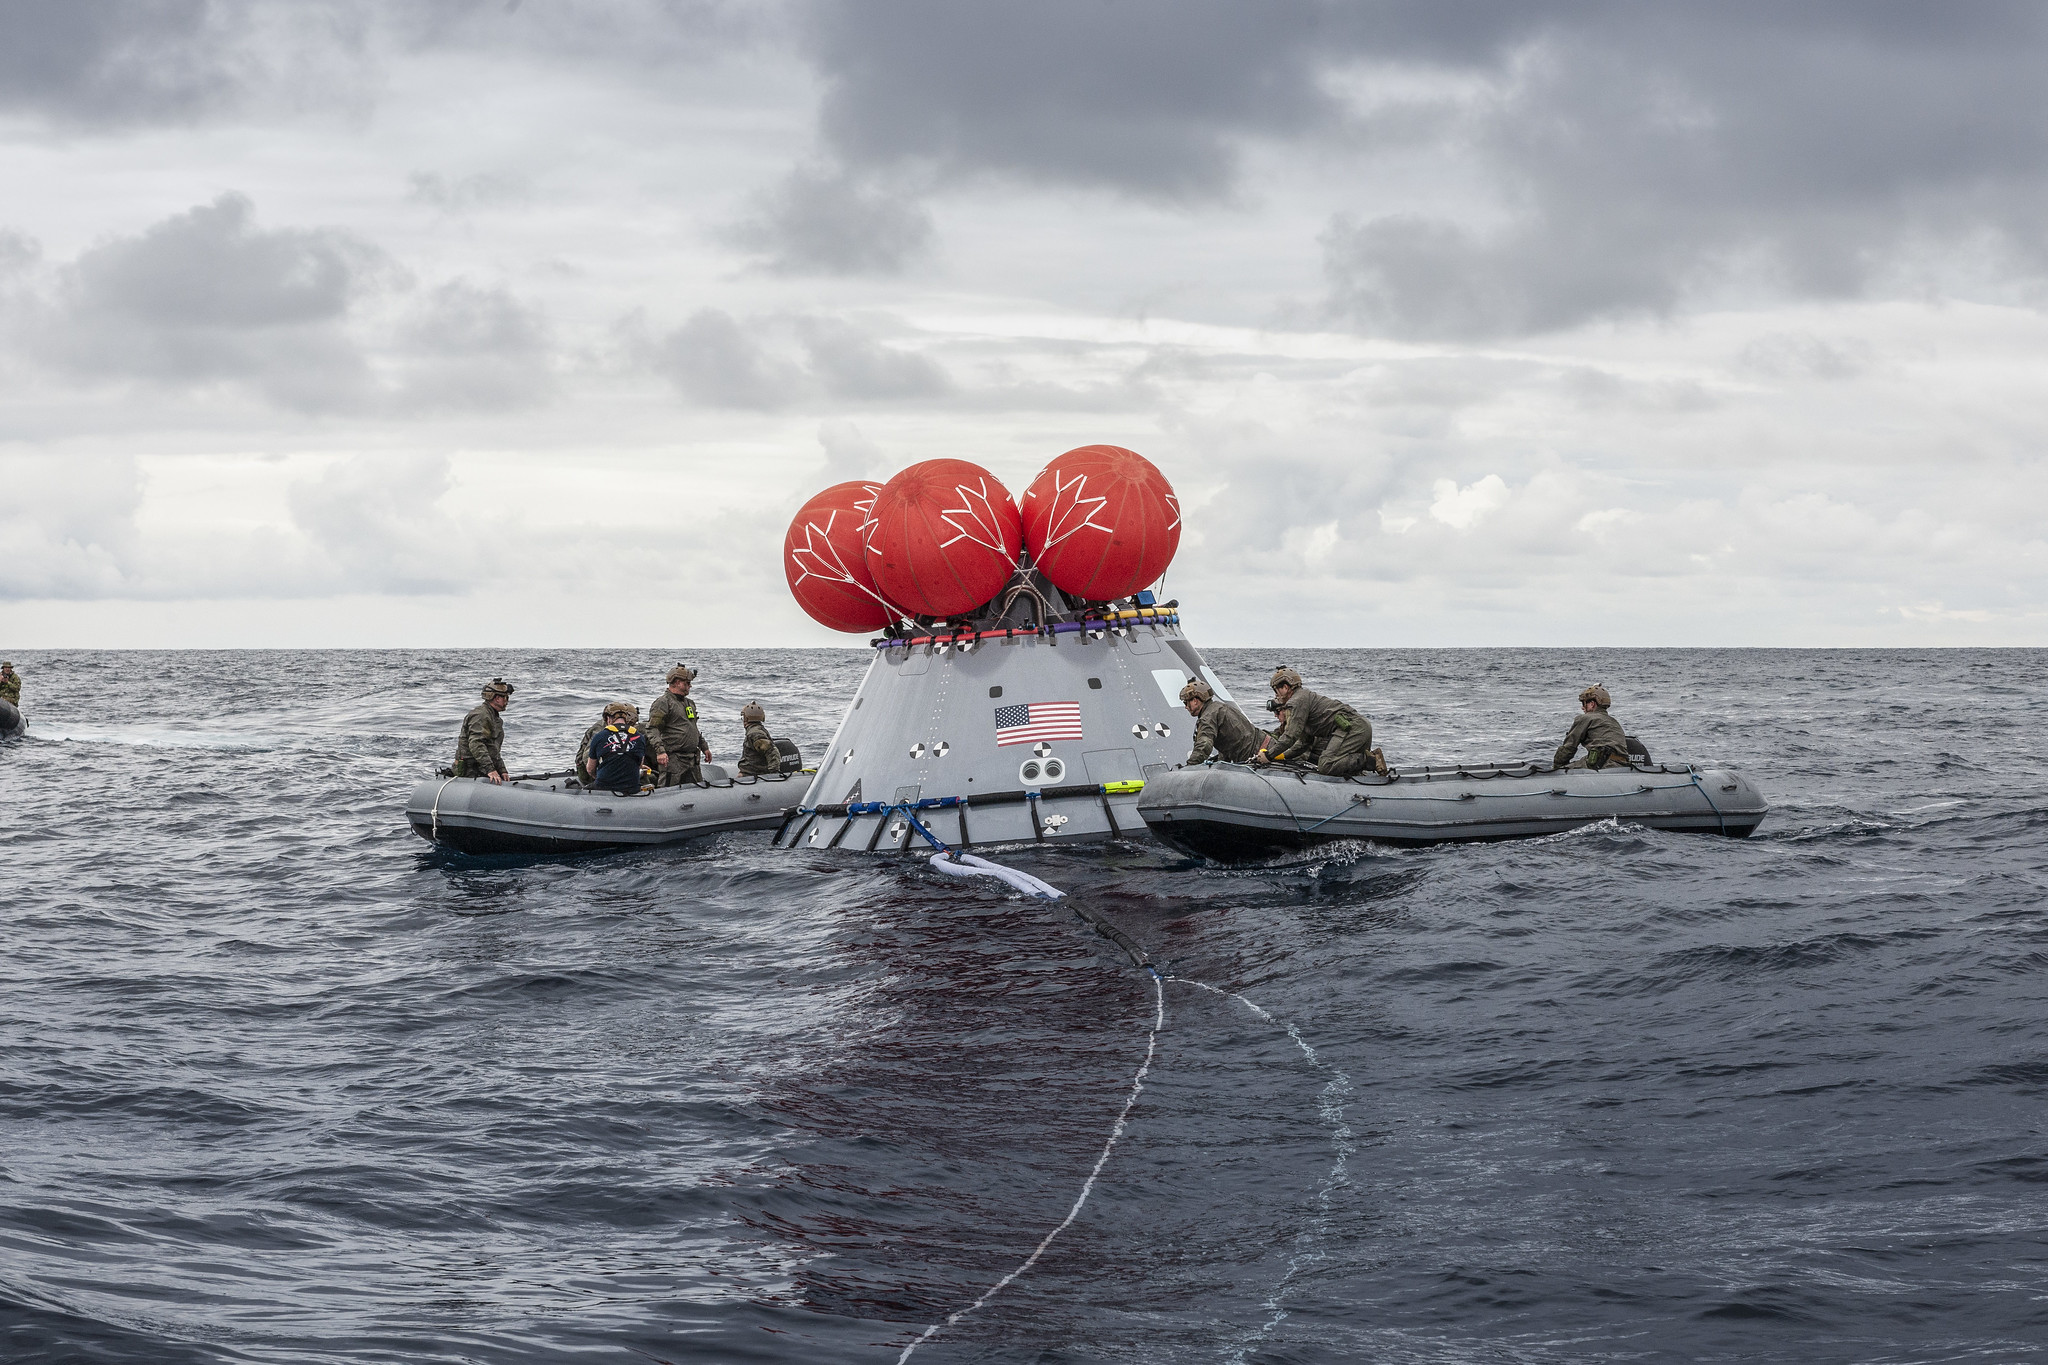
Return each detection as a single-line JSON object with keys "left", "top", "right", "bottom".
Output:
{"left": 0, "top": 699, "right": 21, "bottom": 739}
{"left": 772, "top": 615, "right": 1212, "bottom": 854}
{"left": 406, "top": 766, "right": 798, "bottom": 855}
{"left": 1138, "top": 760, "right": 1768, "bottom": 862}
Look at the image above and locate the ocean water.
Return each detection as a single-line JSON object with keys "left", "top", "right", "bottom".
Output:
{"left": 2, "top": 646, "right": 2045, "bottom": 1364}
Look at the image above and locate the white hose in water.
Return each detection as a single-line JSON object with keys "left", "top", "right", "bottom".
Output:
{"left": 928, "top": 850, "right": 1065, "bottom": 900}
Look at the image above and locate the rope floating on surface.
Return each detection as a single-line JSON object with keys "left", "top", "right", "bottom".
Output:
{"left": 1169, "top": 976, "right": 1355, "bottom": 1362}
{"left": 896, "top": 969, "right": 1163, "bottom": 1363}
{"left": 897, "top": 826, "right": 1350, "bottom": 1358}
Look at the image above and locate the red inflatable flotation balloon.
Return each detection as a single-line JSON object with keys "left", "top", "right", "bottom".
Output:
{"left": 784, "top": 481, "right": 896, "bottom": 632}
{"left": 1020, "top": 445, "right": 1180, "bottom": 601}
{"left": 863, "top": 459, "right": 1023, "bottom": 619}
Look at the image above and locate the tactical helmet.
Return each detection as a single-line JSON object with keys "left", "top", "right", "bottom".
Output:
{"left": 604, "top": 701, "right": 638, "bottom": 722}
{"left": 666, "top": 664, "right": 697, "bottom": 685}
{"left": 482, "top": 678, "right": 515, "bottom": 699}
{"left": 1265, "top": 697, "right": 1286, "bottom": 714}
{"left": 1269, "top": 665, "right": 1302, "bottom": 691}
{"left": 741, "top": 702, "right": 765, "bottom": 723}
{"left": 1578, "top": 684, "right": 1612, "bottom": 708}
{"left": 1178, "top": 678, "right": 1213, "bottom": 704}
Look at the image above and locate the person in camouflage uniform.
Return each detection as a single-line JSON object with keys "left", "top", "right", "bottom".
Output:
{"left": 736, "top": 702, "right": 782, "bottom": 776}
{"left": 0, "top": 662, "right": 19, "bottom": 707}
{"left": 648, "top": 664, "right": 711, "bottom": 786}
{"left": 452, "top": 678, "right": 514, "bottom": 782}
{"left": 1180, "top": 678, "right": 1261, "bottom": 765}
{"left": 1554, "top": 684, "right": 1632, "bottom": 771}
{"left": 1261, "top": 698, "right": 1319, "bottom": 767}
{"left": 572, "top": 708, "right": 607, "bottom": 784}
{"left": 1256, "top": 666, "right": 1377, "bottom": 777}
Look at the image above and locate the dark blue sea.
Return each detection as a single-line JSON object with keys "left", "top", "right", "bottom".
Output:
{"left": 3, "top": 647, "right": 2045, "bottom": 1364}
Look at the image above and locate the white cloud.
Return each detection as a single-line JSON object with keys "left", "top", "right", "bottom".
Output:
{"left": 1428, "top": 474, "right": 1510, "bottom": 530}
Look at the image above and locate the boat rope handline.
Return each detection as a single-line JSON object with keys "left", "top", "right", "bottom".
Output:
{"left": 1690, "top": 769, "right": 1729, "bottom": 836}
{"left": 1249, "top": 766, "right": 1311, "bottom": 833}
{"left": 896, "top": 969, "right": 1163, "bottom": 1363}
{"left": 1369, "top": 780, "right": 1707, "bottom": 803}
{"left": 1238, "top": 769, "right": 1722, "bottom": 836}
{"left": 1295, "top": 802, "right": 1358, "bottom": 834}
{"left": 429, "top": 778, "right": 454, "bottom": 841}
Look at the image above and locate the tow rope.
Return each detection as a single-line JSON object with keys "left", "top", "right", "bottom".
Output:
{"left": 891, "top": 810, "right": 1348, "bottom": 1360}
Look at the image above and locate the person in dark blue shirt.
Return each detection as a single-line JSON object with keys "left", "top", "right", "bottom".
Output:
{"left": 584, "top": 702, "right": 651, "bottom": 794}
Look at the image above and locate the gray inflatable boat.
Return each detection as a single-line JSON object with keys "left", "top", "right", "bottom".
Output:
{"left": 1137, "top": 758, "right": 1767, "bottom": 862}
{"left": 0, "top": 699, "right": 23, "bottom": 739}
{"left": 406, "top": 758, "right": 804, "bottom": 856}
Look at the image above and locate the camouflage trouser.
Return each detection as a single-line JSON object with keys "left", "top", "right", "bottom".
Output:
{"left": 659, "top": 754, "right": 702, "bottom": 787}
{"left": 1316, "top": 723, "right": 1377, "bottom": 777}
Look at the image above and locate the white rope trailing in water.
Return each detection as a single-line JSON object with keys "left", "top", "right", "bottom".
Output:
{"left": 896, "top": 969, "right": 1164, "bottom": 1363}
{"left": 1170, "top": 977, "right": 1357, "bottom": 1362}
{"left": 905, "top": 817, "right": 1353, "bottom": 1358}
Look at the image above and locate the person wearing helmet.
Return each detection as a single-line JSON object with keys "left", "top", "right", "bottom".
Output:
{"left": 736, "top": 702, "right": 782, "bottom": 776}
{"left": 0, "top": 661, "right": 19, "bottom": 707}
{"left": 1180, "top": 677, "right": 1261, "bottom": 765}
{"left": 647, "top": 664, "right": 712, "bottom": 786}
{"left": 1260, "top": 696, "right": 1318, "bottom": 766}
{"left": 585, "top": 702, "right": 652, "bottom": 794}
{"left": 1554, "top": 685, "right": 1632, "bottom": 771}
{"left": 1256, "top": 666, "right": 1377, "bottom": 777}
{"left": 453, "top": 678, "right": 515, "bottom": 783}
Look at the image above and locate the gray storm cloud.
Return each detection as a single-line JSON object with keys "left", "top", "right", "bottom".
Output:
{"left": 0, "top": 0, "right": 376, "bottom": 125}
{"left": 39, "top": 192, "right": 388, "bottom": 411}
{"left": 724, "top": 165, "right": 934, "bottom": 276}
{"left": 647, "top": 309, "right": 949, "bottom": 409}
{"left": 785, "top": 2, "right": 2048, "bottom": 333}
{"left": 7, "top": 194, "right": 556, "bottom": 415}
{"left": 798, "top": 0, "right": 1340, "bottom": 200}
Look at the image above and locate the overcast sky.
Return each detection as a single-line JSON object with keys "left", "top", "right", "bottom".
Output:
{"left": 4, "top": 0, "right": 2047, "bottom": 648}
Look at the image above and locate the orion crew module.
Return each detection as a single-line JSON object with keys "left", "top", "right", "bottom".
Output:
{"left": 772, "top": 446, "right": 1214, "bottom": 853}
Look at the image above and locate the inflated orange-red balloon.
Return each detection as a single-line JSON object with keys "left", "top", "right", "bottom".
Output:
{"left": 1020, "top": 445, "right": 1180, "bottom": 601}
{"left": 863, "top": 459, "right": 1023, "bottom": 618}
{"left": 784, "top": 481, "right": 895, "bottom": 632}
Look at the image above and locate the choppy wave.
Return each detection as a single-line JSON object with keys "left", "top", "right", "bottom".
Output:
{"left": 2, "top": 646, "right": 2045, "bottom": 1363}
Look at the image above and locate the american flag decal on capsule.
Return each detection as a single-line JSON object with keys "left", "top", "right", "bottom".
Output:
{"left": 994, "top": 702, "right": 1084, "bottom": 746}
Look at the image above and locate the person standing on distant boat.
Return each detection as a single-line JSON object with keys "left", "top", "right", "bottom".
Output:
{"left": 585, "top": 701, "right": 652, "bottom": 794}
{"left": 1554, "top": 685, "right": 1632, "bottom": 771}
{"left": 647, "top": 664, "right": 710, "bottom": 787}
{"left": 453, "top": 678, "right": 514, "bottom": 783}
{"left": 0, "top": 662, "right": 19, "bottom": 707}
{"left": 1180, "top": 678, "right": 1261, "bottom": 765}
{"left": 1256, "top": 666, "right": 1380, "bottom": 777}
{"left": 736, "top": 703, "right": 782, "bottom": 776}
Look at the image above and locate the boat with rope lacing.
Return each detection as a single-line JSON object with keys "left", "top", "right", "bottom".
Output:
{"left": 405, "top": 750, "right": 804, "bottom": 856}
{"left": 1135, "top": 757, "right": 1767, "bottom": 862}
